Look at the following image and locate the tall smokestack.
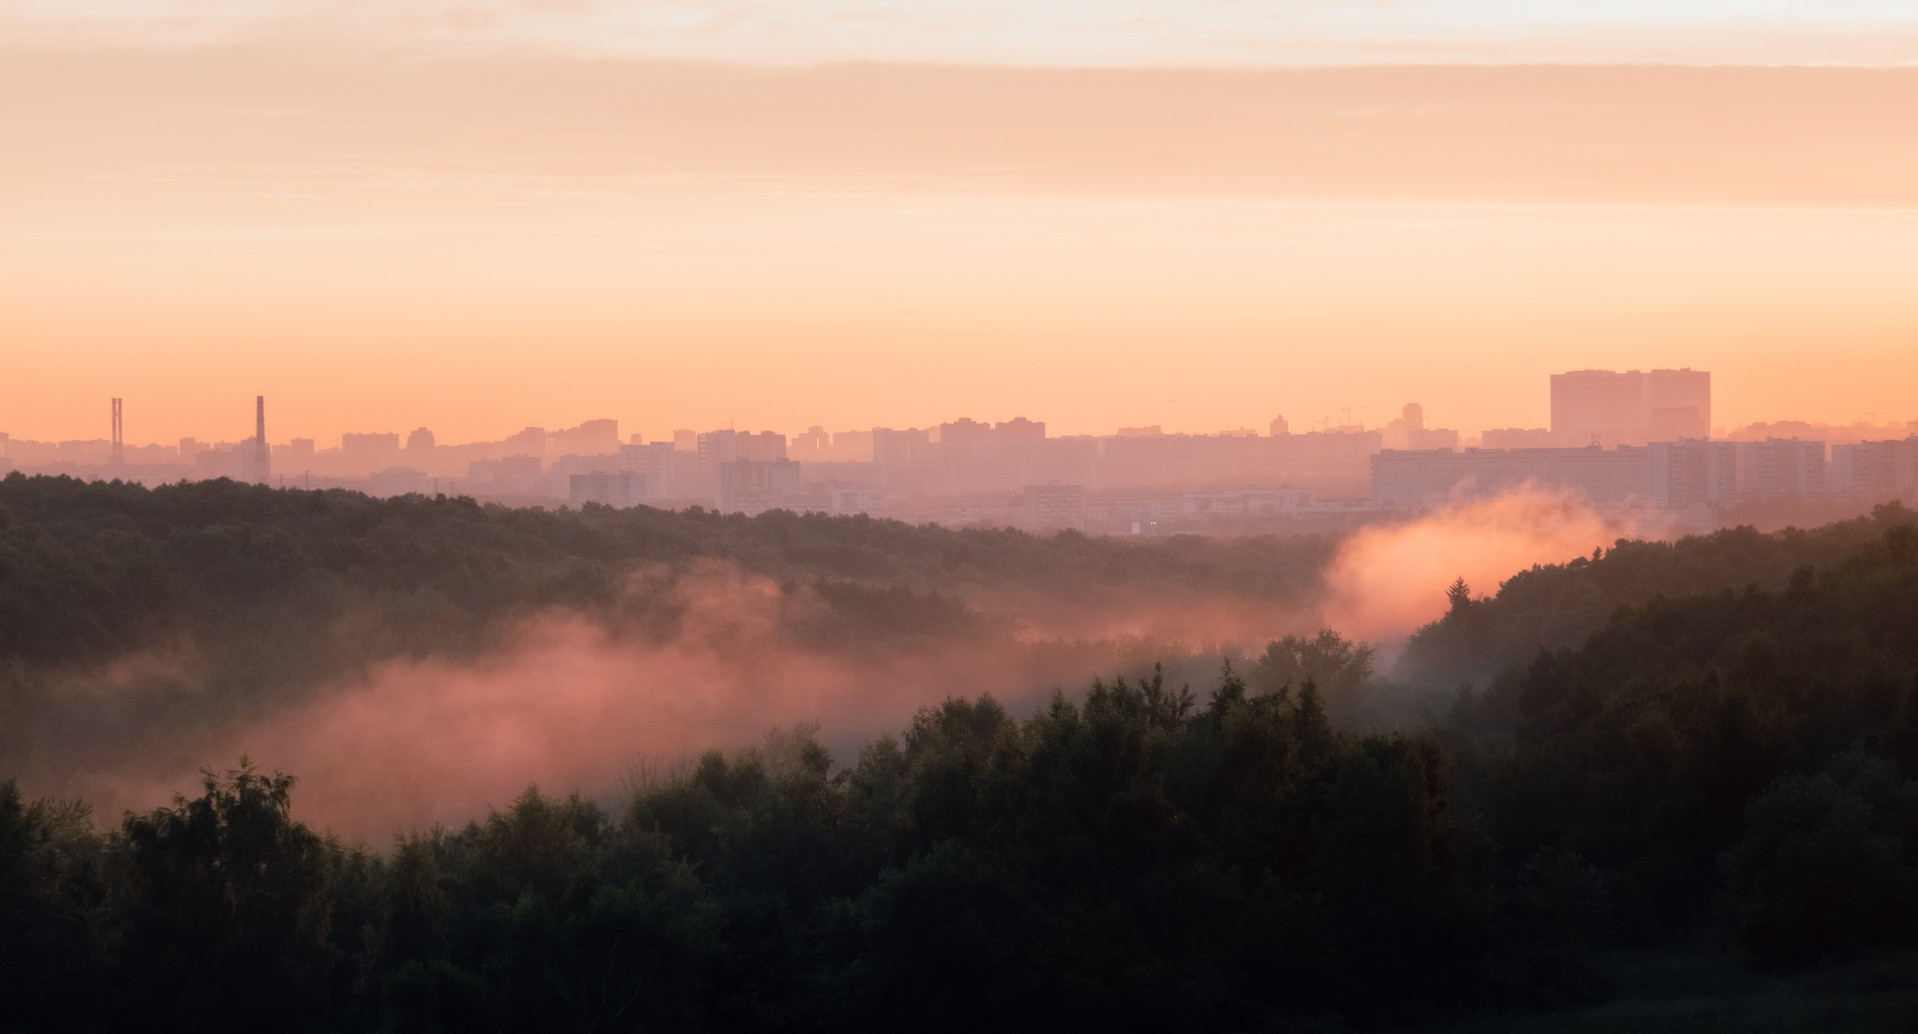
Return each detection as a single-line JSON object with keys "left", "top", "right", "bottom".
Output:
{"left": 250, "top": 395, "right": 271, "bottom": 485}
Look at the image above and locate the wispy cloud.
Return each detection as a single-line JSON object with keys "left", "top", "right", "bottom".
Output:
{"left": 7, "top": 1, "right": 1918, "bottom": 66}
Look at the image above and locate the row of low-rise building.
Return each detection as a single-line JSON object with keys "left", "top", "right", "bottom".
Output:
{"left": 1372, "top": 436, "right": 1918, "bottom": 515}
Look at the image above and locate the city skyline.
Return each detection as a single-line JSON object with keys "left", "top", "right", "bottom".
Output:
{"left": 6, "top": 9, "right": 1918, "bottom": 443}
{"left": 5, "top": 378, "right": 1912, "bottom": 456}
{"left": 7, "top": 371, "right": 1914, "bottom": 539}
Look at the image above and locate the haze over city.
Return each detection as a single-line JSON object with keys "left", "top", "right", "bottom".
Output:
{"left": 6, "top": 2, "right": 1918, "bottom": 442}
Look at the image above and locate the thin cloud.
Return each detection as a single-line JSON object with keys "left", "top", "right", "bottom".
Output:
{"left": 7, "top": 2, "right": 1918, "bottom": 66}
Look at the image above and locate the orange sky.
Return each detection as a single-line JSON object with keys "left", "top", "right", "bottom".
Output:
{"left": 3, "top": 19, "right": 1917, "bottom": 444}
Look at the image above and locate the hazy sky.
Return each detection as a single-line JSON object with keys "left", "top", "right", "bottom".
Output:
{"left": 3, "top": 3, "right": 1916, "bottom": 444}
{"left": 11, "top": 1, "right": 1918, "bottom": 65}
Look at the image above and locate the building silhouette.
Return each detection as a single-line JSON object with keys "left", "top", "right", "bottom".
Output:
{"left": 1550, "top": 369, "right": 1710, "bottom": 447}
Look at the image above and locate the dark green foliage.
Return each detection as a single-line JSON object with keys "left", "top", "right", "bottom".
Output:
{"left": 1445, "top": 517, "right": 1918, "bottom": 959}
{"left": 1403, "top": 504, "right": 1915, "bottom": 686}
{"left": 6, "top": 487, "right": 1918, "bottom": 1029}
{"left": 111, "top": 761, "right": 341, "bottom": 1033}
{"left": 0, "top": 474, "right": 1330, "bottom": 674}
{"left": 0, "top": 674, "right": 1488, "bottom": 1032}
{"left": 1717, "top": 753, "right": 1918, "bottom": 967}
{"left": 1250, "top": 628, "right": 1377, "bottom": 704}
{"left": 0, "top": 783, "right": 106, "bottom": 1034}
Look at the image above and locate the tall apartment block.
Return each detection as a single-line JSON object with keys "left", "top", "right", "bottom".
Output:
{"left": 1551, "top": 369, "right": 1710, "bottom": 447}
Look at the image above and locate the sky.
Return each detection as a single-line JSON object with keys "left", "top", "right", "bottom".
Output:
{"left": 2, "top": 2, "right": 1916, "bottom": 444}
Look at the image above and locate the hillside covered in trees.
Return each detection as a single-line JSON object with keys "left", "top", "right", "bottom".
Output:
{"left": 4, "top": 486, "right": 1918, "bottom": 1030}
{"left": 1399, "top": 505, "right": 1915, "bottom": 687}
{"left": 0, "top": 474, "right": 1339, "bottom": 821}
{"left": 0, "top": 472, "right": 1335, "bottom": 672}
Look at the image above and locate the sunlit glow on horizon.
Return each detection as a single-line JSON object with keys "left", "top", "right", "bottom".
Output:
{"left": 2, "top": 12, "right": 1916, "bottom": 444}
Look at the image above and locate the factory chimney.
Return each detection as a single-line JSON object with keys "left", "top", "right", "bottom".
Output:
{"left": 243, "top": 395, "right": 271, "bottom": 484}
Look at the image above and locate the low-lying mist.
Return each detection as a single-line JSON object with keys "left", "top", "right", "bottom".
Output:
{"left": 5, "top": 481, "right": 1656, "bottom": 841}
{"left": 43, "top": 561, "right": 1319, "bottom": 840}
{"left": 1323, "top": 485, "right": 1643, "bottom": 648}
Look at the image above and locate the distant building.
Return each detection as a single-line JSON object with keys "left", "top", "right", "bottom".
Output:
{"left": 716, "top": 458, "right": 802, "bottom": 515}
{"left": 569, "top": 471, "right": 643, "bottom": 508}
{"left": 1735, "top": 437, "right": 1825, "bottom": 498}
{"left": 505, "top": 427, "right": 548, "bottom": 458}
{"left": 619, "top": 442, "right": 678, "bottom": 502}
{"left": 551, "top": 419, "right": 619, "bottom": 456}
{"left": 1372, "top": 446, "right": 1652, "bottom": 508}
{"left": 194, "top": 447, "right": 238, "bottom": 479}
{"left": 936, "top": 417, "right": 994, "bottom": 464}
{"left": 1382, "top": 403, "right": 1461, "bottom": 452}
{"left": 995, "top": 417, "right": 1046, "bottom": 443}
{"left": 1646, "top": 369, "right": 1712, "bottom": 441}
{"left": 1647, "top": 439, "right": 1739, "bottom": 509}
{"left": 1023, "top": 482, "right": 1084, "bottom": 528}
{"left": 406, "top": 427, "right": 436, "bottom": 452}
{"left": 697, "top": 429, "right": 786, "bottom": 465}
{"left": 831, "top": 428, "right": 875, "bottom": 462}
{"left": 467, "top": 455, "right": 546, "bottom": 497}
{"left": 872, "top": 427, "right": 931, "bottom": 465}
{"left": 275, "top": 438, "right": 317, "bottom": 468}
{"left": 1481, "top": 428, "right": 1561, "bottom": 450}
{"left": 1551, "top": 368, "right": 1710, "bottom": 447}
{"left": 1831, "top": 437, "right": 1918, "bottom": 502}
{"left": 791, "top": 426, "right": 831, "bottom": 457}
{"left": 825, "top": 485, "right": 886, "bottom": 517}
{"left": 1377, "top": 435, "right": 1841, "bottom": 512}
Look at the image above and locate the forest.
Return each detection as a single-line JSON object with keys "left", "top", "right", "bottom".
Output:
{"left": 0, "top": 473, "right": 1335, "bottom": 826}
{"left": 3, "top": 475, "right": 1918, "bottom": 1030}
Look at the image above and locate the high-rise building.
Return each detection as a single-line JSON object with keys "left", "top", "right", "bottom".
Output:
{"left": 716, "top": 458, "right": 801, "bottom": 514}
{"left": 505, "top": 427, "right": 548, "bottom": 458}
{"left": 872, "top": 427, "right": 930, "bottom": 465}
{"left": 791, "top": 426, "right": 830, "bottom": 457}
{"left": 1646, "top": 368, "right": 1712, "bottom": 442}
{"left": 1550, "top": 369, "right": 1710, "bottom": 447}
{"left": 551, "top": 419, "right": 619, "bottom": 456}
{"left": 1383, "top": 402, "right": 1460, "bottom": 451}
{"left": 619, "top": 441, "right": 677, "bottom": 500}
